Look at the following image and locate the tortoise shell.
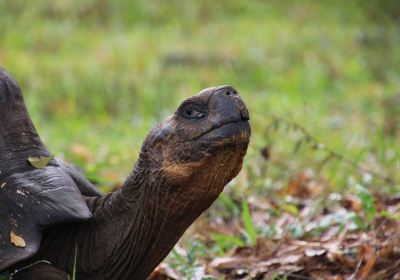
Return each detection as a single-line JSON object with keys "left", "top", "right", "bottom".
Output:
{"left": 0, "top": 68, "right": 99, "bottom": 270}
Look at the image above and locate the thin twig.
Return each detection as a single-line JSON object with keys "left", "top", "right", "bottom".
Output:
{"left": 269, "top": 115, "right": 396, "bottom": 185}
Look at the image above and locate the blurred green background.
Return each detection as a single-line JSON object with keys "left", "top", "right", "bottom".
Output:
{"left": 0, "top": 0, "right": 399, "bottom": 195}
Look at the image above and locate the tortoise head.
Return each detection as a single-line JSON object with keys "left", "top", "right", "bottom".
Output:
{"left": 138, "top": 85, "right": 251, "bottom": 201}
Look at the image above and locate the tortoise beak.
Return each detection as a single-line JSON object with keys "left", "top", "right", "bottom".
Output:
{"left": 198, "top": 86, "right": 251, "bottom": 142}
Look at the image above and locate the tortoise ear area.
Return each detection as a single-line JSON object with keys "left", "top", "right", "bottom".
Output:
{"left": 149, "top": 120, "right": 174, "bottom": 145}
{"left": 145, "top": 122, "right": 174, "bottom": 164}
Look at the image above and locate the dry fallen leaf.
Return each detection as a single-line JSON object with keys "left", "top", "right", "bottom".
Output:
{"left": 341, "top": 194, "right": 362, "bottom": 213}
{"left": 155, "top": 194, "right": 400, "bottom": 279}
{"left": 148, "top": 263, "right": 180, "bottom": 280}
{"left": 358, "top": 243, "right": 377, "bottom": 279}
{"left": 209, "top": 257, "right": 243, "bottom": 270}
{"left": 70, "top": 143, "right": 93, "bottom": 162}
{"left": 10, "top": 230, "right": 26, "bottom": 248}
{"left": 286, "top": 168, "right": 326, "bottom": 198}
{"left": 255, "top": 253, "right": 303, "bottom": 267}
{"left": 304, "top": 247, "right": 326, "bottom": 257}
{"left": 27, "top": 155, "right": 53, "bottom": 169}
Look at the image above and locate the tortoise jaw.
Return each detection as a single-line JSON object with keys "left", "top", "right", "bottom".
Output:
{"left": 197, "top": 120, "right": 251, "bottom": 143}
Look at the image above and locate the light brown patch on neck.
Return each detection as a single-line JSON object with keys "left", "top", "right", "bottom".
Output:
{"left": 162, "top": 160, "right": 203, "bottom": 180}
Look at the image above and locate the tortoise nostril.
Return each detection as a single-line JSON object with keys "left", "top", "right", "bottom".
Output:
{"left": 225, "top": 89, "right": 237, "bottom": 96}
{"left": 216, "top": 86, "right": 239, "bottom": 98}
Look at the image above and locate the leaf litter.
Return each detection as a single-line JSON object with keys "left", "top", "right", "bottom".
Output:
{"left": 150, "top": 169, "right": 400, "bottom": 280}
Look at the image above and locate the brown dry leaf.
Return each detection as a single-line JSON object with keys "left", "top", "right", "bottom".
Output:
{"left": 253, "top": 265, "right": 303, "bottom": 279}
{"left": 275, "top": 243, "right": 303, "bottom": 256}
{"left": 209, "top": 257, "right": 244, "bottom": 271}
{"left": 254, "top": 238, "right": 276, "bottom": 258}
{"left": 101, "top": 170, "right": 122, "bottom": 184}
{"left": 255, "top": 253, "right": 303, "bottom": 267}
{"left": 70, "top": 143, "right": 93, "bottom": 162}
{"left": 148, "top": 263, "right": 180, "bottom": 280}
{"left": 341, "top": 194, "right": 362, "bottom": 213}
{"left": 378, "top": 232, "right": 400, "bottom": 258}
{"left": 357, "top": 244, "right": 377, "bottom": 279}
{"left": 310, "top": 271, "right": 345, "bottom": 280}
{"left": 321, "top": 226, "right": 342, "bottom": 242}
{"left": 156, "top": 194, "right": 400, "bottom": 279}
{"left": 286, "top": 169, "right": 325, "bottom": 198}
{"left": 10, "top": 230, "right": 26, "bottom": 248}
{"left": 322, "top": 240, "right": 342, "bottom": 255}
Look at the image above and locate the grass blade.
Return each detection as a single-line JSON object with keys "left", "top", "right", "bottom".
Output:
{"left": 242, "top": 200, "right": 257, "bottom": 245}
{"left": 72, "top": 244, "right": 78, "bottom": 280}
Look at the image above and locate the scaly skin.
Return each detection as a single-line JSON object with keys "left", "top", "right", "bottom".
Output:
{"left": 5, "top": 80, "right": 250, "bottom": 280}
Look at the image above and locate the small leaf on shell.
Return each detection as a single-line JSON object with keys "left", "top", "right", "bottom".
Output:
{"left": 10, "top": 230, "right": 26, "bottom": 248}
{"left": 27, "top": 155, "right": 53, "bottom": 169}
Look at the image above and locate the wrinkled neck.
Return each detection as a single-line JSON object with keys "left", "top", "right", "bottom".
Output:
{"left": 83, "top": 144, "right": 241, "bottom": 279}
{"left": 97, "top": 157, "right": 218, "bottom": 278}
{"left": 96, "top": 153, "right": 155, "bottom": 215}
{"left": 39, "top": 150, "right": 238, "bottom": 280}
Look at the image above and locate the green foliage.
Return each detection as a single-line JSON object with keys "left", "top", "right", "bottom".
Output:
{"left": 0, "top": 0, "right": 398, "bottom": 188}
{"left": 218, "top": 193, "right": 240, "bottom": 217}
{"left": 168, "top": 241, "right": 215, "bottom": 279}
{"left": 72, "top": 244, "right": 78, "bottom": 280}
{"left": 242, "top": 200, "right": 257, "bottom": 245}
{"left": 281, "top": 203, "right": 299, "bottom": 216}
{"left": 0, "top": 272, "right": 9, "bottom": 280}
{"left": 211, "top": 233, "right": 245, "bottom": 255}
{"left": 270, "top": 274, "right": 288, "bottom": 280}
{"left": 355, "top": 184, "right": 377, "bottom": 225}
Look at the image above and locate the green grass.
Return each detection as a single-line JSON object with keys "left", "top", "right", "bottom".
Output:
{"left": 1, "top": 1, "right": 398, "bottom": 189}
{"left": 242, "top": 200, "right": 257, "bottom": 245}
{"left": 70, "top": 245, "right": 77, "bottom": 280}
{"left": 1, "top": 0, "right": 399, "bottom": 273}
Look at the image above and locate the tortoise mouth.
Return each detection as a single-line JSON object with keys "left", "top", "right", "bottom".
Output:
{"left": 197, "top": 120, "right": 251, "bottom": 143}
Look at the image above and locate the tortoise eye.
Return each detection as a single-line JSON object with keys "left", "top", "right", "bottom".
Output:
{"left": 182, "top": 106, "right": 205, "bottom": 119}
